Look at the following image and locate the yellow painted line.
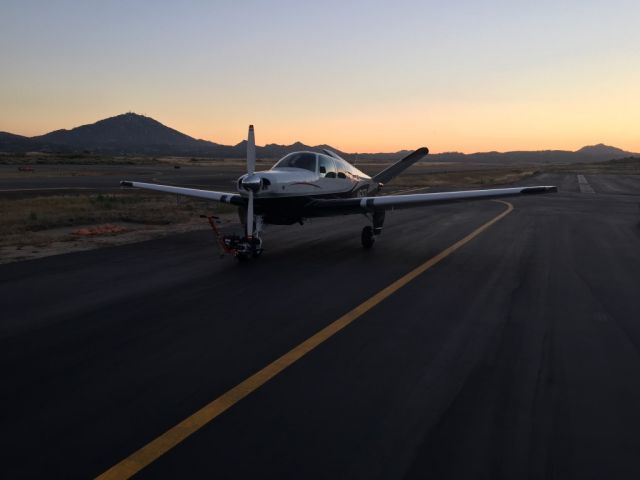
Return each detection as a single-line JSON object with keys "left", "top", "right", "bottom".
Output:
{"left": 96, "top": 200, "right": 514, "bottom": 480}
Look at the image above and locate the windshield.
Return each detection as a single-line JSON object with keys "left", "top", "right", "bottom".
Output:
{"left": 272, "top": 152, "right": 317, "bottom": 172}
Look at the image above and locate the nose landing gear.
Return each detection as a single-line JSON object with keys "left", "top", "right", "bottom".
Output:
{"left": 235, "top": 213, "right": 264, "bottom": 260}
{"left": 203, "top": 214, "right": 264, "bottom": 260}
{"left": 232, "top": 236, "right": 263, "bottom": 261}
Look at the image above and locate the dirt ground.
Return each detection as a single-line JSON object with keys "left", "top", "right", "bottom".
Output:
{"left": 0, "top": 218, "right": 240, "bottom": 264}
{"left": 0, "top": 192, "right": 238, "bottom": 264}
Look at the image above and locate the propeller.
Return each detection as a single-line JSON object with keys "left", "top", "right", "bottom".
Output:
{"left": 242, "top": 125, "right": 259, "bottom": 239}
{"left": 247, "top": 124, "right": 255, "bottom": 175}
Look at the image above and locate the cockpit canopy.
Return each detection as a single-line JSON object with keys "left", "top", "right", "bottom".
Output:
{"left": 272, "top": 152, "right": 317, "bottom": 172}
{"left": 272, "top": 151, "right": 367, "bottom": 179}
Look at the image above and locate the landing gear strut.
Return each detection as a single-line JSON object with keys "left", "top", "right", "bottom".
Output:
{"left": 203, "top": 214, "right": 264, "bottom": 260}
{"left": 361, "top": 210, "right": 385, "bottom": 249}
{"left": 235, "top": 213, "right": 264, "bottom": 260}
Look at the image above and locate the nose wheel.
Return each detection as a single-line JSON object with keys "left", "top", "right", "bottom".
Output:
{"left": 234, "top": 236, "right": 263, "bottom": 261}
{"left": 203, "top": 214, "right": 264, "bottom": 260}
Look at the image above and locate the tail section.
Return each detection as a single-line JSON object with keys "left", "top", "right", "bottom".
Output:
{"left": 372, "top": 147, "right": 428, "bottom": 185}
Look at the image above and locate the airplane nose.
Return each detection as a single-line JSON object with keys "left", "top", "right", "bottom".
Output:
{"left": 241, "top": 173, "right": 262, "bottom": 192}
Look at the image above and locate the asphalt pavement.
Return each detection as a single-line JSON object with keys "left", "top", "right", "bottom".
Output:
{"left": 0, "top": 164, "right": 239, "bottom": 193}
{"left": 1, "top": 173, "right": 640, "bottom": 479}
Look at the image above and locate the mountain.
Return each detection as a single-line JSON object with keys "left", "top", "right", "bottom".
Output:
{"left": 1, "top": 113, "right": 637, "bottom": 163}
{"left": 0, "top": 132, "right": 41, "bottom": 152}
{"left": 435, "top": 145, "right": 637, "bottom": 165}
{"left": 2, "top": 113, "right": 348, "bottom": 158}
{"left": 576, "top": 143, "right": 630, "bottom": 158}
{"left": 31, "top": 112, "right": 223, "bottom": 155}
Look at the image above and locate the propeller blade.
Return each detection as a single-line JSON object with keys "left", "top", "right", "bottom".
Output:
{"left": 247, "top": 125, "right": 256, "bottom": 175}
{"left": 247, "top": 190, "right": 254, "bottom": 238}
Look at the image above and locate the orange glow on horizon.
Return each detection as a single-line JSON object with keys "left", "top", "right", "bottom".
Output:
{"left": 4, "top": 102, "right": 640, "bottom": 155}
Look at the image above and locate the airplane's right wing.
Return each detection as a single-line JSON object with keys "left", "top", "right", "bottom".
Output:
{"left": 120, "top": 181, "right": 246, "bottom": 206}
{"left": 305, "top": 185, "right": 557, "bottom": 216}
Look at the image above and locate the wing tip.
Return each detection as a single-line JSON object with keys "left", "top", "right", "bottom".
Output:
{"left": 120, "top": 181, "right": 134, "bottom": 187}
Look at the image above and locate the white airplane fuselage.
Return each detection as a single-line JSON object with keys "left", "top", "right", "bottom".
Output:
{"left": 238, "top": 168, "right": 363, "bottom": 198}
{"left": 236, "top": 151, "right": 379, "bottom": 225}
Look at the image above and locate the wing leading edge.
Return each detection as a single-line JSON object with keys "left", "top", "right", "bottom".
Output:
{"left": 120, "top": 181, "right": 245, "bottom": 206}
{"left": 306, "top": 185, "right": 557, "bottom": 215}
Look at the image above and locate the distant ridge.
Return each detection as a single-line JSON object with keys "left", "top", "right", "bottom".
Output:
{"left": 576, "top": 143, "right": 630, "bottom": 157}
{"left": 31, "top": 113, "right": 223, "bottom": 155}
{"left": 1, "top": 112, "right": 637, "bottom": 163}
{"left": 0, "top": 131, "right": 35, "bottom": 150}
{"left": 0, "top": 113, "right": 352, "bottom": 158}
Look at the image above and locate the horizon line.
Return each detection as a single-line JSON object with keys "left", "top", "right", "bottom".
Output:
{"left": 1, "top": 112, "right": 636, "bottom": 156}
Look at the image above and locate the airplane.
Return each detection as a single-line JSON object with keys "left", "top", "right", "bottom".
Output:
{"left": 121, "top": 125, "right": 557, "bottom": 260}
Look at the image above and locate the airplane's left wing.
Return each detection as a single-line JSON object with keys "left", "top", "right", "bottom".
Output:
{"left": 120, "top": 181, "right": 246, "bottom": 206}
{"left": 305, "top": 185, "right": 557, "bottom": 216}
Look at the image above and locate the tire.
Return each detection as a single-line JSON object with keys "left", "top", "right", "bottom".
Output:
{"left": 361, "top": 226, "right": 375, "bottom": 249}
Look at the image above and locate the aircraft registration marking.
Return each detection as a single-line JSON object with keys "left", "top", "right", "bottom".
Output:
{"left": 97, "top": 200, "right": 514, "bottom": 480}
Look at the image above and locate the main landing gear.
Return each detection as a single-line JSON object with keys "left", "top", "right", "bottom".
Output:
{"left": 361, "top": 226, "right": 375, "bottom": 248}
{"left": 361, "top": 210, "right": 385, "bottom": 249}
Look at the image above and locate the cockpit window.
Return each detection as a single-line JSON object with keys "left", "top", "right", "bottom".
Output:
{"left": 318, "top": 154, "right": 337, "bottom": 178}
{"left": 333, "top": 158, "right": 348, "bottom": 179}
{"left": 272, "top": 152, "right": 317, "bottom": 172}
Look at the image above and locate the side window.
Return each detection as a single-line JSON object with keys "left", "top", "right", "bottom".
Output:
{"left": 318, "top": 155, "right": 337, "bottom": 178}
{"left": 289, "top": 153, "right": 317, "bottom": 172}
{"left": 334, "top": 159, "right": 347, "bottom": 179}
{"left": 344, "top": 162, "right": 356, "bottom": 177}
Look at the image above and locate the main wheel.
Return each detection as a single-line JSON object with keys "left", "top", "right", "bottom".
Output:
{"left": 361, "top": 226, "right": 375, "bottom": 249}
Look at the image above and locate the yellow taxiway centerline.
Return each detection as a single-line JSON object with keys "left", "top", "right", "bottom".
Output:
{"left": 97, "top": 200, "right": 514, "bottom": 480}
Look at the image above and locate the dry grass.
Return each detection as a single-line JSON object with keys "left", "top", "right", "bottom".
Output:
{"left": 385, "top": 168, "right": 536, "bottom": 190}
{"left": 0, "top": 152, "right": 279, "bottom": 167}
{"left": 546, "top": 157, "right": 640, "bottom": 175}
{"left": 0, "top": 192, "right": 235, "bottom": 248}
{"left": 0, "top": 152, "right": 160, "bottom": 165}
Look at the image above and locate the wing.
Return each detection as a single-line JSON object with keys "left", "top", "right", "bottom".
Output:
{"left": 305, "top": 185, "right": 557, "bottom": 216}
{"left": 120, "top": 181, "right": 245, "bottom": 206}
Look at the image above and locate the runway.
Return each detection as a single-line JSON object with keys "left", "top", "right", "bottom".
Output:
{"left": 0, "top": 164, "right": 240, "bottom": 194}
{"left": 2, "top": 173, "right": 640, "bottom": 478}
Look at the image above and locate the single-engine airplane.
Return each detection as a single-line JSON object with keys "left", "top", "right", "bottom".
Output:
{"left": 121, "top": 126, "right": 556, "bottom": 259}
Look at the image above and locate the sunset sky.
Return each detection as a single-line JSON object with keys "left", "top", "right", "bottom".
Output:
{"left": 1, "top": 0, "right": 639, "bottom": 153}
